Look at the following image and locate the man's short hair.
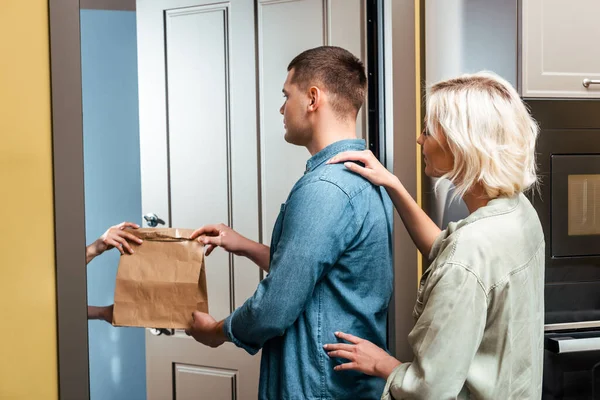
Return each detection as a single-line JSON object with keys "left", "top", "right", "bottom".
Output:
{"left": 287, "top": 46, "right": 367, "bottom": 119}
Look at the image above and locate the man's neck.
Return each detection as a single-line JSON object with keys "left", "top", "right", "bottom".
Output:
{"left": 306, "top": 125, "right": 357, "bottom": 156}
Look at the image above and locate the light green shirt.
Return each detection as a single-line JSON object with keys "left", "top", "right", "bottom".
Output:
{"left": 382, "top": 193, "right": 545, "bottom": 400}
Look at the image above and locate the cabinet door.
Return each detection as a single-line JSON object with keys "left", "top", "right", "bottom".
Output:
{"left": 521, "top": 0, "right": 600, "bottom": 98}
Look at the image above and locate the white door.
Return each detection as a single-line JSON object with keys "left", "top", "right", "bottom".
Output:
{"left": 137, "top": 0, "right": 366, "bottom": 398}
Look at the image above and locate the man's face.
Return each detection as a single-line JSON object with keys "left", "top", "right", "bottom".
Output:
{"left": 280, "top": 69, "right": 312, "bottom": 146}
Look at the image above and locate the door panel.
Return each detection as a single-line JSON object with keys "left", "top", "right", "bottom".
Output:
{"left": 174, "top": 363, "right": 236, "bottom": 400}
{"left": 166, "top": 5, "right": 232, "bottom": 320}
{"left": 147, "top": 332, "right": 259, "bottom": 399}
{"left": 138, "top": 0, "right": 366, "bottom": 398}
{"left": 258, "top": 0, "right": 326, "bottom": 245}
{"left": 257, "top": 0, "right": 365, "bottom": 245}
{"left": 138, "top": 0, "right": 260, "bottom": 398}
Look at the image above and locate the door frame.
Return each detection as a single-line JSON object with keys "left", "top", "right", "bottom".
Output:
{"left": 49, "top": 1, "right": 420, "bottom": 398}
{"left": 49, "top": 1, "right": 88, "bottom": 399}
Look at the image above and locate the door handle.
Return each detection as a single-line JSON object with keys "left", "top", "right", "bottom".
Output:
{"left": 546, "top": 335, "right": 600, "bottom": 353}
{"left": 149, "top": 328, "right": 174, "bottom": 336}
{"left": 143, "top": 213, "right": 165, "bottom": 227}
{"left": 582, "top": 79, "right": 600, "bottom": 88}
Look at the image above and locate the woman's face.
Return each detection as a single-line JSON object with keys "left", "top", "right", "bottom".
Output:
{"left": 417, "top": 121, "right": 454, "bottom": 178}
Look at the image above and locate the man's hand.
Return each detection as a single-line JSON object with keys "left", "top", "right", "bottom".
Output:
{"left": 190, "top": 224, "right": 249, "bottom": 256}
{"left": 324, "top": 331, "right": 401, "bottom": 379}
{"left": 185, "top": 311, "right": 227, "bottom": 348}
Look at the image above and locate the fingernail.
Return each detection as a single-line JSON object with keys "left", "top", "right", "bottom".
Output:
{"left": 323, "top": 344, "right": 328, "bottom": 349}
{"left": 335, "top": 331, "right": 340, "bottom": 335}
{"left": 344, "top": 162, "right": 352, "bottom": 168}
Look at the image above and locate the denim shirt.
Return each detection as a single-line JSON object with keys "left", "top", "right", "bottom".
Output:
{"left": 223, "top": 139, "right": 394, "bottom": 400}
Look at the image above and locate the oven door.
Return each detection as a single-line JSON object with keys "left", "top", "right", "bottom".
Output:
{"left": 544, "top": 330, "right": 600, "bottom": 399}
{"left": 551, "top": 155, "right": 600, "bottom": 258}
{"left": 526, "top": 100, "right": 600, "bottom": 327}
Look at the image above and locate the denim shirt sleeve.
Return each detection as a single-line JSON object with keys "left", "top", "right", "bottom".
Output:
{"left": 381, "top": 263, "right": 487, "bottom": 400}
{"left": 223, "top": 180, "right": 357, "bottom": 355}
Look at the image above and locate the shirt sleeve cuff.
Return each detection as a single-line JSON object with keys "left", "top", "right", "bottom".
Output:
{"left": 380, "top": 362, "right": 410, "bottom": 400}
{"left": 223, "top": 309, "right": 261, "bottom": 355}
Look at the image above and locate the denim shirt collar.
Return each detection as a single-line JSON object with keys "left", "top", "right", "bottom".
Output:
{"left": 305, "top": 139, "right": 366, "bottom": 173}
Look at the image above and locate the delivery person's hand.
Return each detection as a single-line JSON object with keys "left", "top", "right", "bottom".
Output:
{"left": 191, "top": 224, "right": 249, "bottom": 256}
{"left": 87, "top": 304, "right": 114, "bottom": 324}
{"left": 185, "top": 311, "right": 227, "bottom": 348}
{"left": 87, "top": 221, "right": 143, "bottom": 263}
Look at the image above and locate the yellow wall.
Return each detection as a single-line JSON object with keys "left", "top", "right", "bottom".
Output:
{"left": 415, "top": 0, "right": 423, "bottom": 280}
{"left": 0, "top": 1, "right": 58, "bottom": 399}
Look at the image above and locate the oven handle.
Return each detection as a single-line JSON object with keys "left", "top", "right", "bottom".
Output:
{"left": 546, "top": 336, "right": 600, "bottom": 354}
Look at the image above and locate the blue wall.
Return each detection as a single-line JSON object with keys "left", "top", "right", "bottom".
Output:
{"left": 81, "top": 9, "right": 146, "bottom": 400}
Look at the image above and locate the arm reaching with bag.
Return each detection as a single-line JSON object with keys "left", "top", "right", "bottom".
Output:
{"left": 86, "top": 221, "right": 143, "bottom": 263}
{"left": 86, "top": 221, "right": 142, "bottom": 324}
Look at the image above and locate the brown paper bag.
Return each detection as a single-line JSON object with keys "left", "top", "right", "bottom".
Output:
{"left": 112, "top": 228, "right": 208, "bottom": 329}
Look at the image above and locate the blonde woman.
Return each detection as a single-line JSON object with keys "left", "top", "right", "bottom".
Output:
{"left": 325, "top": 72, "right": 545, "bottom": 399}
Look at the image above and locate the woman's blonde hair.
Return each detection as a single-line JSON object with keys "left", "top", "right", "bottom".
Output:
{"left": 426, "top": 71, "right": 539, "bottom": 199}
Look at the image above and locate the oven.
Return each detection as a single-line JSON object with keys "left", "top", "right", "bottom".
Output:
{"left": 528, "top": 100, "right": 600, "bottom": 399}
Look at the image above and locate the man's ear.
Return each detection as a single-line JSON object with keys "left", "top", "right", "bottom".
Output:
{"left": 308, "top": 86, "right": 321, "bottom": 112}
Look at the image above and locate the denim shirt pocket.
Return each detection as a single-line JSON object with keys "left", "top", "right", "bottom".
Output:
{"left": 269, "top": 203, "right": 287, "bottom": 256}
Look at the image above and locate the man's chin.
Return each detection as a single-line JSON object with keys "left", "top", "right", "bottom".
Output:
{"left": 283, "top": 132, "right": 297, "bottom": 145}
{"left": 283, "top": 131, "right": 308, "bottom": 147}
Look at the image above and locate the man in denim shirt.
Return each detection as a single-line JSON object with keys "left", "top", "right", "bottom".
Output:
{"left": 186, "top": 46, "right": 394, "bottom": 400}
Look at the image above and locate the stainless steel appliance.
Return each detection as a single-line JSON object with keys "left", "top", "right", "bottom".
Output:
{"left": 528, "top": 100, "right": 600, "bottom": 399}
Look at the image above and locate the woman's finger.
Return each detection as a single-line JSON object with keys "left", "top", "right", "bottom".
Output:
{"left": 343, "top": 162, "right": 373, "bottom": 179}
{"left": 327, "top": 151, "right": 372, "bottom": 165}
{"left": 323, "top": 343, "right": 355, "bottom": 352}
{"left": 327, "top": 350, "right": 355, "bottom": 361}
{"left": 118, "top": 230, "right": 143, "bottom": 245}
{"left": 119, "top": 222, "right": 140, "bottom": 229}
{"left": 334, "top": 362, "right": 360, "bottom": 372}
{"left": 114, "top": 236, "right": 133, "bottom": 254}
{"left": 107, "top": 238, "right": 125, "bottom": 255}
{"left": 335, "top": 331, "right": 362, "bottom": 344}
